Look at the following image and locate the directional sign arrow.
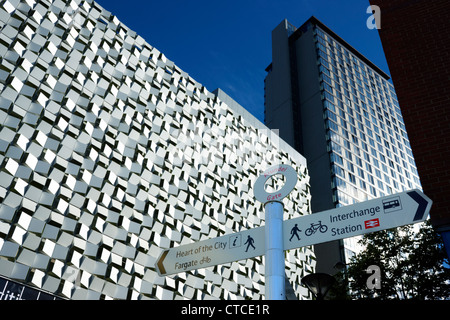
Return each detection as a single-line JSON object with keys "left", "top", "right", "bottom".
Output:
{"left": 407, "top": 190, "right": 430, "bottom": 222}
{"left": 283, "top": 189, "right": 432, "bottom": 251}
{"left": 156, "top": 250, "right": 169, "bottom": 275}
{"left": 155, "top": 227, "right": 265, "bottom": 276}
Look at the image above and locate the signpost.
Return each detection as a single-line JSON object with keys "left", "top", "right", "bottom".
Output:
{"left": 155, "top": 163, "right": 433, "bottom": 300}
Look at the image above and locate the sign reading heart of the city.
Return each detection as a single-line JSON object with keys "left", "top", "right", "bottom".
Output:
{"left": 156, "top": 187, "right": 432, "bottom": 276}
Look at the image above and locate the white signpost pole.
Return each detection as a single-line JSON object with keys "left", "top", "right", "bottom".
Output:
{"left": 264, "top": 200, "right": 285, "bottom": 300}
{"left": 254, "top": 164, "right": 298, "bottom": 300}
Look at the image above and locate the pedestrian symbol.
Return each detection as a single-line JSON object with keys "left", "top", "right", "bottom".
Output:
{"left": 289, "top": 224, "right": 301, "bottom": 241}
{"left": 244, "top": 235, "right": 256, "bottom": 252}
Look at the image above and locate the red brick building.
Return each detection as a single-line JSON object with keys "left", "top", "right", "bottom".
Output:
{"left": 369, "top": 0, "right": 450, "bottom": 255}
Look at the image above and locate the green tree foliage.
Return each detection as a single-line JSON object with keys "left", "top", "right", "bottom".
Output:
{"left": 331, "top": 221, "right": 450, "bottom": 300}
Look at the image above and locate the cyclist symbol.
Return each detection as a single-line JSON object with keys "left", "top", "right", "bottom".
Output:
{"left": 305, "top": 221, "right": 328, "bottom": 236}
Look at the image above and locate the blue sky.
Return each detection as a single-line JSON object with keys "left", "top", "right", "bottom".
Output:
{"left": 95, "top": 0, "right": 389, "bottom": 123}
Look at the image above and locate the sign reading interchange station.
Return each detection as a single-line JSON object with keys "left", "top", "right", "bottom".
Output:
{"left": 156, "top": 189, "right": 432, "bottom": 276}
{"left": 283, "top": 189, "right": 431, "bottom": 251}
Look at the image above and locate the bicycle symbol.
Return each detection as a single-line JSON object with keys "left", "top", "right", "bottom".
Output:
{"left": 305, "top": 221, "right": 328, "bottom": 236}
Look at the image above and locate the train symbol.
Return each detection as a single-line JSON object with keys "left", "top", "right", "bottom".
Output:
{"left": 382, "top": 196, "right": 402, "bottom": 213}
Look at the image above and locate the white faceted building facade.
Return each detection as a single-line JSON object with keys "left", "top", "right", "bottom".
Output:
{"left": 0, "top": 0, "right": 315, "bottom": 299}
